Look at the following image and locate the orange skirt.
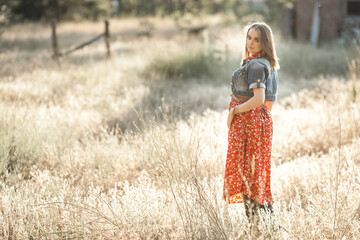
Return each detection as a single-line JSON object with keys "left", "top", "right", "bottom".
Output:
{"left": 223, "top": 100, "right": 274, "bottom": 205}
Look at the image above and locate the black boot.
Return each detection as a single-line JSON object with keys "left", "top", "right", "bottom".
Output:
{"left": 243, "top": 194, "right": 263, "bottom": 237}
{"left": 243, "top": 194, "right": 273, "bottom": 220}
{"left": 244, "top": 195, "right": 287, "bottom": 233}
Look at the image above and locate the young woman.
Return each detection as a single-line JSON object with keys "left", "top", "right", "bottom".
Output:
{"left": 223, "top": 22, "right": 279, "bottom": 229}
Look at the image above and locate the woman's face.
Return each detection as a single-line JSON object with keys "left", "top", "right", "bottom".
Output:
{"left": 246, "top": 28, "right": 263, "bottom": 55}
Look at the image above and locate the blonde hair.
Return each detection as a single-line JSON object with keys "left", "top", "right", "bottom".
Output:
{"left": 242, "top": 22, "right": 280, "bottom": 70}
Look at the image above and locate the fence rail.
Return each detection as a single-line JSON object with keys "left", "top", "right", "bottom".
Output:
{"left": 51, "top": 20, "right": 111, "bottom": 60}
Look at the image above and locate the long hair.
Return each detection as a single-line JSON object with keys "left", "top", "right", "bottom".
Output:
{"left": 242, "top": 22, "right": 280, "bottom": 70}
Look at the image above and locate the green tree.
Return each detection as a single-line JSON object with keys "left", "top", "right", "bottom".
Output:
{"left": 3, "top": 0, "right": 250, "bottom": 22}
{"left": 0, "top": 0, "right": 21, "bottom": 23}
{"left": 264, "top": 0, "right": 295, "bottom": 25}
{"left": 7, "top": 0, "right": 112, "bottom": 21}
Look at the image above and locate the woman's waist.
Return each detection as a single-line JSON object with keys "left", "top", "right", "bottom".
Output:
{"left": 231, "top": 89, "right": 277, "bottom": 101}
{"left": 230, "top": 94, "right": 274, "bottom": 111}
{"left": 231, "top": 95, "right": 251, "bottom": 102}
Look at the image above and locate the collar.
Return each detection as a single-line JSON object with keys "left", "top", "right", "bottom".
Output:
{"left": 246, "top": 51, "right": 263, "bottom": 62}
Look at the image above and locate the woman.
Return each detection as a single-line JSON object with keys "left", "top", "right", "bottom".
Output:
{"left": 223, "top": 22, "right": 279, "bottom": 230}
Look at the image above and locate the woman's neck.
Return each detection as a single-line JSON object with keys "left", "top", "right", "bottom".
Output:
{"left": 249, "top": 50, "right": 263, "bottom": 58}
{"left": 247, "top": 51, "right": 263, "bottom": 61}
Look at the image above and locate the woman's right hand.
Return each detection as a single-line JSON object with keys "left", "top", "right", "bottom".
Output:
{"left": 227, "top": 108, "right": 235, "bottom": 129}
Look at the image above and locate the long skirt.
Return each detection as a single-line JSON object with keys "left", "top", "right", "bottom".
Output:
{"left": 223, "top": 100, "right": 273, "bottom": 206}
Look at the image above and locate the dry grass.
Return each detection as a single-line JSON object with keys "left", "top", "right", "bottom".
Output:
{"left": 0, "top": 16, "right": 359, "bottom": 239}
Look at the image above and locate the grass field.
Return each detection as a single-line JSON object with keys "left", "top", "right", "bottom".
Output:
{"left": 0, "top": 16, "right": 359, "bottom": 239}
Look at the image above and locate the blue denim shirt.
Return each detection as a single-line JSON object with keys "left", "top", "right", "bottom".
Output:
{"left": 231, "top": 57, "right": 278, "bottom": 101}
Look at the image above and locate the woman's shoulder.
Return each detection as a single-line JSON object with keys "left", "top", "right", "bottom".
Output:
{"left": 248, "top": 57, "right": 271, "bottom": 70}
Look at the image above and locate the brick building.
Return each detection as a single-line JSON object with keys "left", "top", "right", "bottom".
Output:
{"left": 284, "top": 0, "right": 360, "bottom": 43}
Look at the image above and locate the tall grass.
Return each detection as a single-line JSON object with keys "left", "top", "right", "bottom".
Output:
{"left": 0, "top": 110, "right": 43, "bottom": 179}
{"left": 0, "top": 18, "right": 359, "bottom": 239}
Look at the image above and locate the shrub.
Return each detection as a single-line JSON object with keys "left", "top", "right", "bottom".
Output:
{"left": 277, "top": 40, "right": 357, "bottom": 79}
{"left": 142, "top": 47, "right": 234, "bottom": 83}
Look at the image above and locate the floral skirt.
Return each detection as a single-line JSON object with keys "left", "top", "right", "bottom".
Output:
{"left": 223, "top": 100, "right": 273, "bottom": 206}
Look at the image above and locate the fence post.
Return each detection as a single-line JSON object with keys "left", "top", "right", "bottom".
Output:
{"left": 104, "top": 20, "right": 110, "bottom": 58}
{"left": 51, "top": 20, "right": 58, "bottom": 60}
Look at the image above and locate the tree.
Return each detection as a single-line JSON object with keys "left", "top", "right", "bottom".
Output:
{"left": 264, "top": 0, "right": 295, "bottom": 25}
{"left": 1, "top": 0, "right": 20, "bottom": 23}
{"left": 3, "top": 0, "right": 249, "bottom": 22}
{"left": 7, "top": 0, "right": 112, "bottom": 22}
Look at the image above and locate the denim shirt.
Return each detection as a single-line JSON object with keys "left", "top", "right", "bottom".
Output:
{"left": 231, "top": 57, "right": 278, "bottom": 101}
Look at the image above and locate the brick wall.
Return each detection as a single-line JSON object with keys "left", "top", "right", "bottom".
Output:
{"left": 295, "top": 0, "right": 347, "bottom": 42}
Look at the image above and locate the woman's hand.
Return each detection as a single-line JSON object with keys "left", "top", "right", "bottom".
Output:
{"left": 227, "top": 107, "right": 236, "bottom": 129}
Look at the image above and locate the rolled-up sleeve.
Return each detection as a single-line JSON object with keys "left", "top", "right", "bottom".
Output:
{"left": 247, "top": 61, "right": 267, "bottom": 91}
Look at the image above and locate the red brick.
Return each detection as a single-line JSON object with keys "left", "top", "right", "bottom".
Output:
{"left": 294, "top": 0, "right": 347, "bottom": 42}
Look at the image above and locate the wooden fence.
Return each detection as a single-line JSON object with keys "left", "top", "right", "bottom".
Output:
{"left": 51, "top": 20, "right": 111, "bottom": 60}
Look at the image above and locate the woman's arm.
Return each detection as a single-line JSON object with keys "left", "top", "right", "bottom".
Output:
{"left": 233, "top": 88, "right": 265, "bottom": 114}
{"left": 227, "top": 88, "right": 265, "bottom": 129}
